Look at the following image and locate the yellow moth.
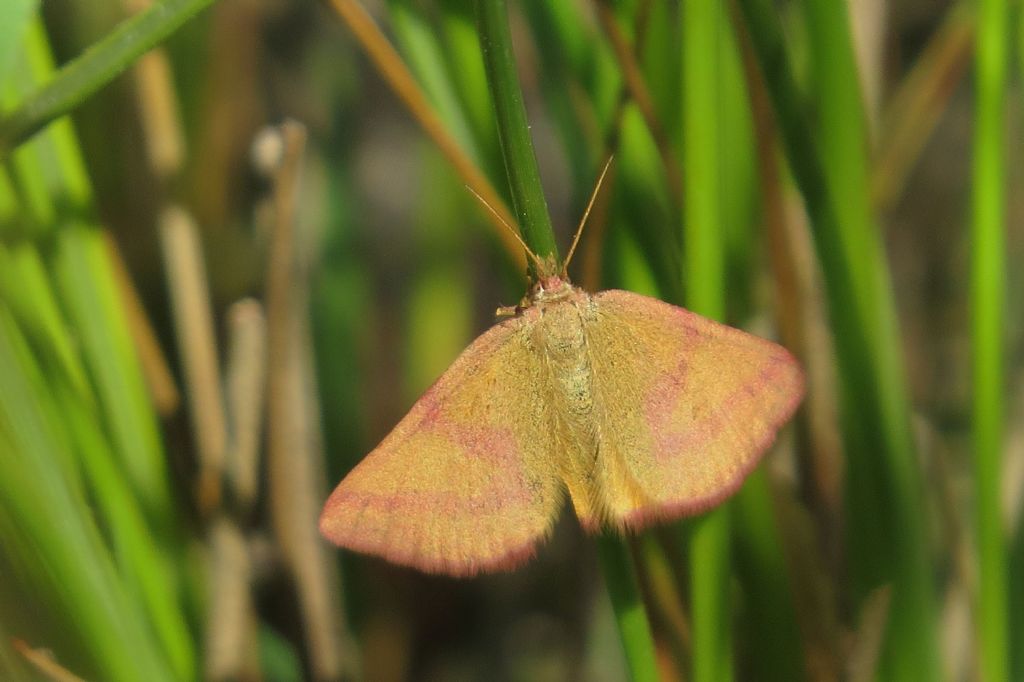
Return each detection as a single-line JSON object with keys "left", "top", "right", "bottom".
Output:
{"left": 320, "top": 163, "right": 804, "bottom": 576}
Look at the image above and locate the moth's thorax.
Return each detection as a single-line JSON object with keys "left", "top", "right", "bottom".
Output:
{"left": 520, "top": 276, "right": 593, "bottom": 354}
{"left": 526, "top": 283, "right": 598, "bottom": 424}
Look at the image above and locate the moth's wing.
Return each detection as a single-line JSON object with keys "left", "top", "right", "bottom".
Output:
{"left": 319, "top": 318, "right": 563, "bottom": 577}
{"left": 582, "top": 290, "right": 803, "bottom": 530}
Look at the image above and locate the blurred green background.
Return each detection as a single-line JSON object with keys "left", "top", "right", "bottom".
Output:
{"left": 0, "top": 0, "right": 1021, "bottom": 680}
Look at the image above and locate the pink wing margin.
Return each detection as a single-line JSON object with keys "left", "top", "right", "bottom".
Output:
{"left": 319, "top": 317, "right": 563, "bottom": 577}
{"left": 584, "top": 290, "right": 805, "bottom": 531}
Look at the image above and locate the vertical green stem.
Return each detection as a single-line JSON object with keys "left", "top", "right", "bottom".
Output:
{"left": 971, "top": 0, "right": 1009, "bottom": 677}
{"left": 475, "top": 3, "right": 657, "bottom": 679}
{"left": 682, "top": 2, "right": 731, "bottom": 680}
{"left": 682, "top": 1, "right": 725, "bottom": 316}
{"left": 689, "top": 514, "right": 732, "bottom": 681}
{"left": 1013, "top": 14, "right": 1024, "bottom": 677}
{"left": 732, "top": 473, "right": 804, "bottom": 680}
{"left": 800, "top": 2, "right": 935, "bottom": 677}
{"left": 475, "top": 0, "right": 558, "bottom": 273}
{"left": 736, "top": 0, "right": 938, "bottom": 677}
{"left": 597, "top": 537, "right": 660, "bottom": 682}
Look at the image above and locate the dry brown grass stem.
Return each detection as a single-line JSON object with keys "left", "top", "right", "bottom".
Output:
{"left": 846, "top": 587, "right": 892, "bottom": 682}
{"left": 102, "top": 232, "right": 180, "bottom": 416}
{"left": 159, "top": 206, "right": 228, "bottom": 513}
{"left": 327, "top": 0, "right": 525, "bottom": 273}
{"left": 133, "top": 50, "right": 186, "bottom": 179}
{"left": 872, "top": 3, "right": 973, "bottom": 212}
{"left": 263, "top": 121, "right": 354, "bottom": 681}
{"left": 1003, "top": 371, "right": 1024, "bottom": 537}
{"left": 224, "top": 298, "right": 267, "bottom": 513}
{"left": 204, "top": 517, "right": 258, "bottom": 682}
{"left": 12, "top": 639, "right": 86, "bottom": 682}
{"left": 846, "top": 0, "right": 886, "bottom": 133}
{"left": 939, "top": 582, "right": 972, "bottom": 681}
{"left": 122, "top": 0, "right": 186, "bottom": 178}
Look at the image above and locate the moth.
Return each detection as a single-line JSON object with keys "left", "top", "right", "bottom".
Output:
{"left": 320, "top": 164, "right": 804, "bottom": 576}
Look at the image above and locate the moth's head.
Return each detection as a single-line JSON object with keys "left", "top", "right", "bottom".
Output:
{"left": 529, "top": 272, "right": 575, "bottom": 305}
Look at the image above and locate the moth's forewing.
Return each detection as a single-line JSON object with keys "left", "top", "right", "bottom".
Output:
{"left": 575, "top": 290, "right": 804, "bottom": 530}
{"left": 319, "top": 318, "right": 563, "bottom": 577}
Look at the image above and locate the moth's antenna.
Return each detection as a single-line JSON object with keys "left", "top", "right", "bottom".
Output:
{"left": 563, "top": 155, "right": 614, "bottom": 276}
{"left": 465, "top": 185, "right": 545, "bottom": 271}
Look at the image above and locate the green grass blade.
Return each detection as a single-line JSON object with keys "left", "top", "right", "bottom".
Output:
{"left": 799, "top": 2, "right": 936, "bottom": 677}
{"left": 475, "top": 0, "right": 557, "bottom": 267}
{"left": 970, "top": 0, "right": 1010, "bottom": 677}
{"left": 732, "top": 473, "right": 805, "bottom": 680}
{"left": 2, "top": 19, "right": 194, "bottom": 675}
{"left": 389, "top": 0, "right": 481, "bottom": 165}
{"left": 7, "top": 21, "right": 178, "bottom": 526}
{"left": 639, "top": 2, "right": 681, "bottom": 153}
{"left": 681, "top": 3, "right": 730, "bottom": 679}
{"left": 681, "top": 1, "right": 724, "bottom": 317}
{"left": 1014, "top": 14, "right": 1024, "bottom": 677}
{"left": 0, "top": 240, "right": 89, "bottom": 397}
{"left": 56, "top": 376, "right": 194, "bottom": 679}
{"left": 0, "top": 0, "right": 36, "bottom": 92}
{"left": 715, "top": 3, "right": 809, "bottom": 678}
{"left": 4, "top": 22, "right": 92, "bottom": 220}
{"left": 52, "top": 223, "right": 177, "bottom": 526}
{"left": 612, "top": 106, "right": 678, "bottom": 299}
{"left": 596, "top": 536, "right": 659, "bottom": 682}
{"left": 736, "top": 0, "right": 938, "bottom": 676}
{"left": 715, "top": 18, "right": 758, "bottom": 320}
{"left": 520, "top": 0, "right": 605, "bottom": 188}
{"left": 0, "top": 307, "right": 175, "bottom": 682}
{"left": 0, "top": 0, "right": 218, "bottom": 157}
{"left": 1013, "top": 521, "right": 1024, "bottom": 680}
{"left": 436, "top": 0, "right": 508, "bottom": 188}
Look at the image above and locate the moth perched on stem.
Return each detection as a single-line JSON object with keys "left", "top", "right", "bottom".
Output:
{"left": 320, "top": 161, "right": 804, "bottom": 576}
